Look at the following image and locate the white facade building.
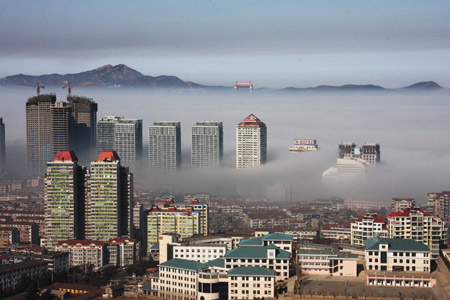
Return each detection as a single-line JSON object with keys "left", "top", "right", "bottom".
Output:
{"left": 351, "top": 213, "right": 388, "bottom": 246}
{"left": 236, "top": 114, "right": 267, "bottom": 169}
{"left": 173, "top": 245, "right": 227, "bottom": 263}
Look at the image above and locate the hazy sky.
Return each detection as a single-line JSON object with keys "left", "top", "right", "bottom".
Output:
{"left": 1, "top": 1, "right": 450, "bottom": 87}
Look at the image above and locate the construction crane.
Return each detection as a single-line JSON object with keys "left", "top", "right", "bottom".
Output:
{"left": 63, "top": 81, "right": 95, "bottom": 96}
{"left": 18, "top": 82, "right": 45, "bottom": 96}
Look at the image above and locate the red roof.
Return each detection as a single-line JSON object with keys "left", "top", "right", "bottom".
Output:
{"left": 97, "top": 151, "right": 120, "bottom": 162}
{"left": 54, "top": 150, "right": 78, "bottom": 162}
{"left": 238, "top": 114, "right": 266, "bottom": 127}
{"left": 56, "top": 240, "right": 105, "bottom": 247}
{"left": 108, "top": 237, "right": 136, "bottom": 244}
{"left": 389, "top": 208, "right": 433, "bottom": 218}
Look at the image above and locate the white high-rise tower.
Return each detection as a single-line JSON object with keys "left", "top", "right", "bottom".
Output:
{"left": 236, "top": 114, "right": 267, "bottom": 169}
{"left": 191, "top": 121, "right": 223, "bottom": 168}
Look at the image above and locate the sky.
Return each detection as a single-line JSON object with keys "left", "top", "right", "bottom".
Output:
{"left": 1, "top": 0, "right": 450, "bottom": 88}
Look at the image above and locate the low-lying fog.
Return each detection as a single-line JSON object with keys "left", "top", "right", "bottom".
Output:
{"left": 1, "top": 87, "right": 449, "bottom": 203}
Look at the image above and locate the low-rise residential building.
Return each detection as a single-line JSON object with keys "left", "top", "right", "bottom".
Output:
{"left": 297, "top": 249, "right": 357, "bottom": 277}
{"left": 388, "top": 208, "right": 446, "bottom": 258}
{"left": 391, "top": 198, "right": 415, "bottom": 212}
{"left": 43, "top": 252, "right": 70, "bottom": 274}
{"left": 350, "top": 213, "right": 388, "bottom": 246}
{"left": 0, "top": 227, "right": 19, "bottom": 249}
{"left": 55, "top": 240, "right": 106, "bottom": 271}
{"left": 107, "top": 237, "right": 140, "bottom": 267}
{"left": 285, "top": 230, "right": 317, "bottom": 242}
{"left": 228, "top": 266, "right": 275, "bottom": 300}
{"left": 0, "top": 221, "right": 40, "bottom": 244}
{"left": 365, "top": 237, "right": 435, "bottom": 288}
{"left": 173, "top": 244, "right": 227, "bottom": 263}
{"left": 0, "top": 261, "right": 49, "bottom": 292}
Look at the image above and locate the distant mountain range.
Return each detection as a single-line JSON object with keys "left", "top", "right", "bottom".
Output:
{"left": 0, "top": 64, "right": 443, "bottom": 92}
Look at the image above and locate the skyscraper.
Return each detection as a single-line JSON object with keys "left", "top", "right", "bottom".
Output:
{"left": 26, "top": 94, "right": 57, "bottom": 176}
{"left": 51, "top": 102, "right": 73, "bottom": 157}
{"left": 68, "top": 96, "right": 98, "bottom": 159}
{"left": 191, "top": 121, "right": 223, "bottom": 168}
{"left": 148, "top": 122, "right": 181, "bottom": 171}
{"left": 236, "top": 114, "right": 267, "bottom": 168}
{"left": 44, "top": 151, "right": 86, "bottom": 250}
{"left": 0, "top": 118, "right": 5, "bottom": 175}
{"left": 85, "top": 151, "right": 133, "bottom": 241}
{"left": 338, "top": 142, "right": 356, "bottom": 159}
{"left": 97, "top": 116, "right": 143, "bottom": 168}
{"left": 361, "top": 143, "right": 380, "bottom": 164}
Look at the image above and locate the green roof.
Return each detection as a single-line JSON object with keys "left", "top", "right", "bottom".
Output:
{"left": 139, "top": 283, "right": 152, "bottom": 291}
{"left": 239, "top": 237, "right": 263, "bottom": 246}
{"left": 263, "top": 233, "right": 293, "bottom": 241}
{"left": 206, "top": 258, "right": 225, "bottom": 268}
{"left": 159, "top": 258, "right": 207, "bottom": 271}
{"left": 228, "top": 266, "right": 275, "bottom": 276}
{"left": 224, "top": 245, "right": 290, "bottom": 259}
{"left": 366, "top": 237, "right": 430, "bottom": 252}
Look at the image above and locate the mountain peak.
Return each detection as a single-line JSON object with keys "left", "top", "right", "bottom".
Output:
{"left": 94, "top": 64, "right": 113, "bottom": 71}
{"left": 402, "top": 81, "right": 442, "bottom": 90}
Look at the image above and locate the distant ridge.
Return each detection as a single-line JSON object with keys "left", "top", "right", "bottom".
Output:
{"left": 0, "top": 64, "right": 443, "bottom": 91}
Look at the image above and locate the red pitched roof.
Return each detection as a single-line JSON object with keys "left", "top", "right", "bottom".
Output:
{"left": 108, "top": 237, "right": 136, "bottom": 244}
{"left": 97, "top": 151, "right": 120, "bottom": 162}
{"left": 56, "top": 240, "right": 105, "bottom": 247}
{"left": 388, "top": 208, "right": 433, "bottom": 218}
{"left": 54, "top": 150, "right": 78, "bottom": 162}
{"left": 238, "top": 114, "right": 266, "bottom": 127}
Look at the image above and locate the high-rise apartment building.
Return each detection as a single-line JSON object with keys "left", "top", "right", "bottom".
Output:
{"left": 350, "top": 213, "right": 388, "bottom": 246}
{"left": 236, "top": 114, "right": 267, "bottom": 168}
{"left": 148, "top": 122, "right": 181, "bottom": 171}
{"left": 191, "top": 121, "right": 223, "bottom": 168}
{"left": 44, "top": 151, "right": 85, "bottom": 250}
{"left": 388, "top": 208, "right": 446, "bottom": 258}
{"left": 0, "top": 118, "right": 5, "bottom": 175}
{"left": 427, "top": 192, "right": 450, "bottom": 220}
{"left": 26, "top": 95, "right": 98, "bottom": 176}
{"left": 85, "top": 151, "right": 133, "bottom": 241}
{"left": 26, "top": 94, "right": 57, "bottom": 176}
{"left": 361, "top": 143, "right": 380, "bottom": 164}
{"left": 68, "top": 96, "right": 98, "bottom": 159}
{"left": 97, "top": 116, "right": 143, "bottom": 168}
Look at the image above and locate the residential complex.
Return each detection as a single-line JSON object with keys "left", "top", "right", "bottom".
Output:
{"left": 388, "top": 208, "right": 446, "bottom": 258}
{"left": 191, "top": 121, "right": 223, "bottom": 168}
{"left": 350, "top": 213, "right": 388, "bottom": 246}
{"left": 85, "top": 151, "right": 133, "bottom": 241}
{"left": 44, "top": 151, "right": 85, "bottom": 250}
{"left": 236, "top": 114, "right": 267, "bottom": 168}
{"left": 97, "top": 115, "right": 143, "bottom": 168}
{"left": 427, "top": 191, "right": 449, "bottom": 220}
{"left": 56, "top": 240, "right": 106, "bottom": 271}
{"left": 148, "top": 121, "right": 181, "bottom": 171}
{"left": 173, "top": 244, "right": 227, "bottom": 263}
{"left": 391, "top": 198, "right": 416, "bottom": 212}
{"left": 0, "top": 118, "right": 5, "bottom": 175}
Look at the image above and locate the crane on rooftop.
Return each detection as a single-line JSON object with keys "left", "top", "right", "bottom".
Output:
{"left": 63, "top": 81, "right": 95, "bottom": 96}
{"left": 17, "top": 82, "right": 45, "bottom": 96}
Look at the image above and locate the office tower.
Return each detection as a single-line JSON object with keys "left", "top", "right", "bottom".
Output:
{"left": 0, "top": 118, "right": 5, "bottom": 175}
{"left": 97, "top": 116, "right": 143, "bottom": 168}
{"left": 361, "top": 143, "right": 380, "bottom": 164}
{"left": 44, "top": 151, "right": 86, "bottom": 250}
{"left": 338, "top": 142, "right": 355, "bottom": 159}
{"left": 51, "top": 102, "right": 73, "bottom": 157}
{"left": 388, "top": 208, "right": 446, "bottom": 258}
{"left": 85, "top": 151, "right": 133, "bottom": 241}
{"left": 236, "top": 114, "right": 267, "bottom": 168}
{"left": 26, "top": 94, "right": 57, "bottom": 176}
{"left": 68, "top": 96, "right": 98, "bottom": 159}
{"left": 427, "top": 192, "right": 450, "bottom": 219}
{"left": 191, "top": 121, "right": 223, "bottom": 168}
{"left": 148, "top": 122, "right": 181, "bottom": 171}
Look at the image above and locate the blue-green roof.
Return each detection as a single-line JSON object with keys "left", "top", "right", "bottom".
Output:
{"left": 228, "top": 266, "right": 276, "bottom": 276}
{"left": 160, "top": 258, "right": 207, "bottom": 270}
{"left": 225, "top": 245, "right": 290, "bottom": 259}
{"left": 206, "top": 258, "right": 225, "bottom": 268}
{"left": 239, "top": 237, "right": 263, "bottom": 246}
{"left": 263, "top": 233, "right": 293, "bottom": 241}
{"left": 366, "top": 237, "right": 430, "bottom": 252}
{"left": 140, "top": 283, "right": 152, "bottom": 291}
